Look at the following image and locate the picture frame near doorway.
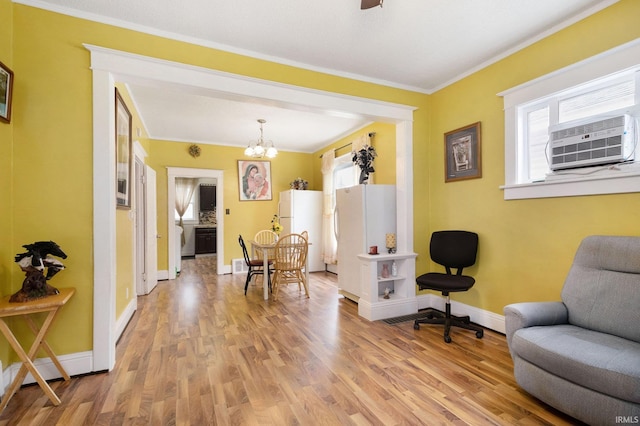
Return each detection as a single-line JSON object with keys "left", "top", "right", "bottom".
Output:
{"left": 115, "top": 88, "right": 132, "bottom": 208}
{"left": 444, "top": 121, "right": 482, "bottom": 183}
{"left": 0, "top": 60, "right": 13, "bottom": 124}
{"left": 238, "top": 160, "right": 272, "bottom": 201}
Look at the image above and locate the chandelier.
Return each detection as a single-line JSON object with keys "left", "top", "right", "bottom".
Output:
{"left": 244, "top": 119, "right": 278, "bottom": 158}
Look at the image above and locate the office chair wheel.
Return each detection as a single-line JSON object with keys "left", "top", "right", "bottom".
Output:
{"left": 444, "top": 335, "right": 452, "bottom": 344}
{"left": 413, "top": 322, "right": 420, "bottom": 330}
{"left": 476, "top": 330, "right": 484, "bottom": 339}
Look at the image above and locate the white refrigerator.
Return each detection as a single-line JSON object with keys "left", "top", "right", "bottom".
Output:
{"left": 278, "top": 190, "right": 324, "bottom": 272}
{"left": 336, "top": 184, "right": 396, "bottom": 301}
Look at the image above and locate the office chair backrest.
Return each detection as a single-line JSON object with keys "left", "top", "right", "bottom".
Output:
{"left": 430, "top": 230, "right": 478, "bottom": 275}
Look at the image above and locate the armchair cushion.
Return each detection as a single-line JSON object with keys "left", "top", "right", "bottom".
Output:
{"left": 512, "top": 324, "right": 640, "bottom": 404}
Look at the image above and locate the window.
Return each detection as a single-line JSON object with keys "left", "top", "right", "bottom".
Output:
{"left": 333, "top": 154, "right": 359, "bottom": 190}
{"left": 175, "top": 203, "right": 195, "bottom": 221}
{"left": 500, "top": 40, "right": 640, "bottom": 200}
{"left": 520, "top": 74, "right": 637, "bottom": 183}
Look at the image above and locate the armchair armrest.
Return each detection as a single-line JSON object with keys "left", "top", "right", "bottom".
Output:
{"left": 504, "top": 301, "right": 568, "bottom": 348}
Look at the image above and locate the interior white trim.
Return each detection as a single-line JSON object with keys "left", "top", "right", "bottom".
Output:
{"left": 417, "top": 294, "right": 506, "bottom": 334}
{"left": 86, "top": 44, "right": 415, "bottom": 373}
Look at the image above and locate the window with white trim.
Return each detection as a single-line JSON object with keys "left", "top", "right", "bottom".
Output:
{"left": 521, "top": 72, "right": 637, "bottom": 183}
{"left": 499, "top": 39, "right": 640, "bottom": 200}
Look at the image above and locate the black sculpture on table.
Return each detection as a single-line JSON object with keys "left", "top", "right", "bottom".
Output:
{"left": 11, "top": 241, "right": 67, "bottom": 303}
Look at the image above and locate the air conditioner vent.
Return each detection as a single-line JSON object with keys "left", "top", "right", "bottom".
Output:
{"left": 549, "top": 114, "right": 635, "bottom": 170}
{"left": 232, "top": 258, "right": 248, "bottom": 274}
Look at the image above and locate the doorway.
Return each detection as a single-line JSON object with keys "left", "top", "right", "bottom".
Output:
{"left": 87, "top": 45, "right": 415, "bottom": 372}
{"left": 167, "top": 167, "right": 225, "bottom": 279}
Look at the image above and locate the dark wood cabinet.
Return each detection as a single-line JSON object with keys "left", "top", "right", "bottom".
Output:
{"left": 195, "top": 227, "right": 216, "bottom": 254}
{"left": 200, "top": 185, "right": 216, "bottom": 211}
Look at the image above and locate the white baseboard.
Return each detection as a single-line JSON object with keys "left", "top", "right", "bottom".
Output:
{"left": 417, "top": 294, "right": 506, "bottom": 334}
{"left": 1, "top": 351, "right": 94, "bottom": 396}
{"left": 116, "top": 297, "right": 137, "bottom": 342}
{"left": 157, "top": 270, "right": 169, "bottom": 281}
{"left": 358, "top": 297, "right": 418, "bottom": 321}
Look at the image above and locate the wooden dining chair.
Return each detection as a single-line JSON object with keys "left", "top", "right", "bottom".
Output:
{"left": 272, "top": 233, "right": 309, "bottom": 301}
{"left": 253, "top": 229, "right": 278, "bottom": 261}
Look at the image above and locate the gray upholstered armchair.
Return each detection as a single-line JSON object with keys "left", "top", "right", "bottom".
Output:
{"left": 504, "top": 235, "right": 640, "bottom": 425}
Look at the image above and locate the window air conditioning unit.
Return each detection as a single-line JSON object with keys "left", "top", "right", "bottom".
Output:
{"left": 548, "top": 113, "right": 636, "bottom": 171}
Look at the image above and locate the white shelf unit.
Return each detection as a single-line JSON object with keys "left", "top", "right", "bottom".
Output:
{"left": 356, "top": 252, "right": 418, "bottom": 321}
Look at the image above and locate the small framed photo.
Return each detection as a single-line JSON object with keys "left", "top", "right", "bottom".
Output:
{"left": 238, "top": 160, "right": 272, "bottom": 201}
{"left": 115, "top": 88, "right": 132, "bottom": 209}
{"left": 0, "top": 61, "right": 14, "bottom": 124}
{"left": 444, "top": 122, "right": 482, "bottom": 182}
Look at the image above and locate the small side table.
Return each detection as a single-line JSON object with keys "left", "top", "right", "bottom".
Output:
{"left": 0, "top": 287, "right": 75, "bottom": 411}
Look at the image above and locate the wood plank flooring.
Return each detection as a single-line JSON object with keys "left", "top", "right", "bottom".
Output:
{"left": 0, "top": 257, "right": 583, "bottom": 425}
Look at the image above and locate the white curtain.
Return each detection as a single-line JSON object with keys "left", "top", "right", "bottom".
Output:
{"left": 351, "top": 134, "right": 369, "bottom": 153}
{"left": 175, "top": 177, "right": 198, "bottom": 245}
{"left": 321, "top": 150, "right": 338, "bottom": 264}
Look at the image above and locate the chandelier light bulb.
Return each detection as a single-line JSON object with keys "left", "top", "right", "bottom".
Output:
{"left": 266, "top": 146, "right": 278, "bottom": 158}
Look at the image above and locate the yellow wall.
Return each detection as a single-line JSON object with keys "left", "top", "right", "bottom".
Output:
{"left": 0, "top": 0, "right": 14, "bottom": 368}
{"left": 427, "top": 0, "right": 640, "bottom": 313}
{"left": 1, "top": 0, "right": 638, "bottom": 371}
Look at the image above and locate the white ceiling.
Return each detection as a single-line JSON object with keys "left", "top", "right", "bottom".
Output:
{"left": 27, "top": 0, "right": 617, "bottom": 153}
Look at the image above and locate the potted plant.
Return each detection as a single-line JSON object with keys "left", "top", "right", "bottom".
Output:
{"left": 352, "top": 144, "right": 377, "bottom": 184}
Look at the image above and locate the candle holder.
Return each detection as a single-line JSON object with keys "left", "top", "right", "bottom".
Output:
{"left": 386, "top": 233, "right": 397, "bottom": 254}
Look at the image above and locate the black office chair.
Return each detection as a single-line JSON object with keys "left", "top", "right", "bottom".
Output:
{"left": 414, "top": 230, "right": 484, "bottom": 343}
{"left": 238, "top": 235, "right": 273, "bottom": 295}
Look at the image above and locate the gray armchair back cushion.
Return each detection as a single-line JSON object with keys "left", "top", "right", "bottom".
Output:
{"left": 561, "top": 235, "right": 640, "bottom": 343}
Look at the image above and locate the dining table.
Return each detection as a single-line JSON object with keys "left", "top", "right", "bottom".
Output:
{"left": 250, "top": 239, "right": 311, "bottom": 300}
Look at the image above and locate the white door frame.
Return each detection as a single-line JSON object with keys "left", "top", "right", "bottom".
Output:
{"left": 134, "top": 155, "right": 146, "bottom": 296}
{"left": 167, "top": 167, "right": 225, "bottom": 279}
{"left": 86, "top": 44, "right": 415, "bottom": 372}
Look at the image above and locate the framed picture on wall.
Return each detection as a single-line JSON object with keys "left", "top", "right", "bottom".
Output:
{"left": 238, "top": 160, "right": 272, "bottom": 201}
{"left": 444, "top": 121, "right": 482, "bottom": 182}
{"left": 115, "top": 88, "right": 132, "bottom": 208}
{"left": 0, "top": 61, "right": 14, "bottom": 124}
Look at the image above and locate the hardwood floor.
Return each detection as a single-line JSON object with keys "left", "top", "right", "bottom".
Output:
{"left": 0, "top": 257, "right": 582, "bottom": 425}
